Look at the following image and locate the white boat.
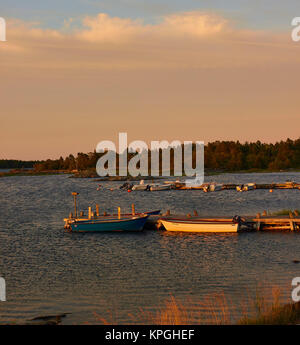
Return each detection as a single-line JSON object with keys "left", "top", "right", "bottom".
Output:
{"left": 203, "top": 183, "right": 223, "bottom": 192}
{"left": 150, "top": 184, "right": 172, "bottom": 191}
{"left": 160, "top": 218, "right": 239, "bottom": 233}
{"left": 236, "top": 185, "right": 243, "bottom": 192}
{"left": 132, "top": 180, "right": 149, "bottom": 191}
{"left": 210, "top": 183, "right": 223, "bottom": 192}
{"left": 236, "top": 183, "right": 256, "bottom": 192}
{"left": 243, "top": 183, "right": 255, "bottom": 191}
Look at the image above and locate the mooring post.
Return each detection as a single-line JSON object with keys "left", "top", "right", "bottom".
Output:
{"left": 88, "top": 206, "right": 92, "bottom": 219}
{"left": 256, "top": 213, "right": 261, "bottom": 231}
{"left": 290, "top": 212, "right": 295, "bottom": 231}
{"left": 193, "top": 210, "right": 198, "bottom": 216}
{"left": 132, "top": 203, "right": 135, "bottom": 216}
{"left": 72, "top": 192, "right": 79, "bottom": 218}
{"left": 96, "top": 204, "right": 100, "bottom": 217}
{"left": 118, "top": 207, "right": 121, "bottom": 219}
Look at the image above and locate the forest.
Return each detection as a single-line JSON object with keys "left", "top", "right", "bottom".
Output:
{"left": 1, "top": 138, "right": 300, "bottom": 173}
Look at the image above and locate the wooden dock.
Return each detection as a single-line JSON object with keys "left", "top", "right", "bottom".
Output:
{"left": 253, "top": 214, "right": 300, "bottom": 231}
{"left": 147, "top": 212, "right": 300, "bottom": 232}
{"left": 174, "top": 181, "right": 300, "bottom": 191}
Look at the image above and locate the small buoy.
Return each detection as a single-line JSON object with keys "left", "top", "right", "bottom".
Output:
{"left": 127, "top": 189, "right": 131, "bottom": 193}
{"left": 269, "top": 189, "right": 273, "bottom": 193}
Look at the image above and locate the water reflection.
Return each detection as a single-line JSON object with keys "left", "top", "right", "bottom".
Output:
{"left": 0, "top": 172, "right": 300, "bottom": 324}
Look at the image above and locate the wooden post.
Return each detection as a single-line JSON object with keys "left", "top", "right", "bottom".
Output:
{"left": 166, "top": 210, "right": 170, "bottom": 216}
{"left": 193, "top": 210, "right": 198, "bottom": 216}
{"left": 104, "top": 211, "right": 107, "bottom": 216}
{"left": 187, "top": 213, "right": 191, "bottom": 218}
{"left": 88, "top": 207, "right": 92, "bottom": 219}
{"left": 72, "top": 192, "right": 79, "bottom": 218}
{"left": 96, "top": 204, "right": 100, "bottom": 217}
{"left": 80, "top": 211, "right": 84, "bottom": 217}
{"left": 69, "top": 212, "right": 73, "bottom": 219}
{"left": 132, "top": 203, "right": 135, "bottom": 216}
{"left": 290, "top": 212, "right": 295, "bottom": 231}
{"left": 294, "top": 210, "right": 299, "bottom": 217}
{"left": 256, "top": 213, "right": 261, "bottom": 231}
{"left": 118, "top": 207, "right": 121, "bottom": 219}
{"left": 263, "top": 210, "right": 267, "bottom": 216}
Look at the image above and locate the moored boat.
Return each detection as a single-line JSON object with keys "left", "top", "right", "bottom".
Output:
{"left": 69, "top": 214, "right": 149, "bottom": 232}
{"left": 150, "top": 184, "right": 172, "bottom": 191}
{"left": 64, "top": 209, "right": 160, "bottom": 228}
{"left": 160, "top": 217, "right": 241, "bottom": 233}
{"left": 243, "top": 183, "right": 255, "bottom": 191}
{"left": 236, "top": 183, "right": 256, "bottom": 192}
{"left": 203, "top": 183, "right": 223, "bottom": 192}
{"left": 132, "top": 180, "right": 150, "bottom": 191}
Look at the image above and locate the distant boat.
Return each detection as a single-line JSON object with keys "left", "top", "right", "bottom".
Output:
{"left": 69, "top": 215, "right": 149, "bottom": 232}
{"left": 203, "top": 183, "right": 223, "bottom": 192}
{"left": 132, "top": 180, "right": 149, "bottom": 191}
{"left": 150, "top": 184, "right": 172, "bottom": 191}
{"left": 236, "top": 183, "right": 256, "bottom": 192}
{"left": 160, "top": 217, "right": 240, "bottom": 233}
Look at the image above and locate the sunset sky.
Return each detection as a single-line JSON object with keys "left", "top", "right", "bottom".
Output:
{"left": 1, "top": 1, "right": 300, "bottom": 160}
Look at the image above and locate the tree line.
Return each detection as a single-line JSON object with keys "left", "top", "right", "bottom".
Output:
{"left": 0, "top": 159, "right": 41, "bottom": 169}
{"left": 1, "top": 138, "right": 300, "bottom": 172}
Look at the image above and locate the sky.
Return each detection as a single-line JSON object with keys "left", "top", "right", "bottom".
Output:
{"left": 1, "top": 1, "right": 300, "bottom": 159}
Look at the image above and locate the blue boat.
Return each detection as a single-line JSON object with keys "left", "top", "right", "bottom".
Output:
{"left": 69, "top": 214, "right": 149, "bottom": 232}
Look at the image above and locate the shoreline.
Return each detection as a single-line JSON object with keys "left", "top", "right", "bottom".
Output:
{"left": 1, "top": 168, "right": 300, "bottom": 179}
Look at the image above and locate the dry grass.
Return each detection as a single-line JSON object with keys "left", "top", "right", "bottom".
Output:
{"left": 239, "top": 286, "right": 300, "bottom": 325}
{"left": 94, "top": 286, "right": 300, "bottom": 325}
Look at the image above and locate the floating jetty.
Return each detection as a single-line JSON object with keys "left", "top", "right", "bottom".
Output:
{"left": 174, "top": 181, "right": 300, "bottom": 191}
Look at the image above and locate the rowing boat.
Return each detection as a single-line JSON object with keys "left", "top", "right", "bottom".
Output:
{"left": 69, "top": 214, "right": 150, "bottom": 232}
{"left": 160, "top": 218, "right": 240, "bottom": 233}
{"left": 150, "top": 184, "right": 172, "bottom": 191}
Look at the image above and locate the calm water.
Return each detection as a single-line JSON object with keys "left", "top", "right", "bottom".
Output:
{"left": 0, "top": 172, "right": 300, "bottom": 324}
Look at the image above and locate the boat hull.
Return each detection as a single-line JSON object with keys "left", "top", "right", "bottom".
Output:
{"left": 161, "top": 219, "right": 239, "bottom": 233}
{"left": 132, "top": 185, "right": 149, "bottom": 191}
{"left": 150, "top": 185, "right": 171, "bottom": 191}
{"left": 70, "top": 215, "right": 149, "bottom": 232}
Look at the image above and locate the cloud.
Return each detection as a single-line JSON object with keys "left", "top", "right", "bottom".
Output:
{"left": 0, "top": 11, "right": 298, "bottom": 73}
{"left": 76, "top": 11, "right": 228, "bottom": 43}
{"left": 159, "top": 11, "right": 228, "bottom": 36}
{"left": 1, "top": 11, "right": 300, "bottom": 159}
{"left": 77, "top": 13, "right": 145, "bottom": 42}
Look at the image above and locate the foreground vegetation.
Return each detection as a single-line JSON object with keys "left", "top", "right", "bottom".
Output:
{"left": 93, "top": 287, "right": 300, "bottom": 325}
